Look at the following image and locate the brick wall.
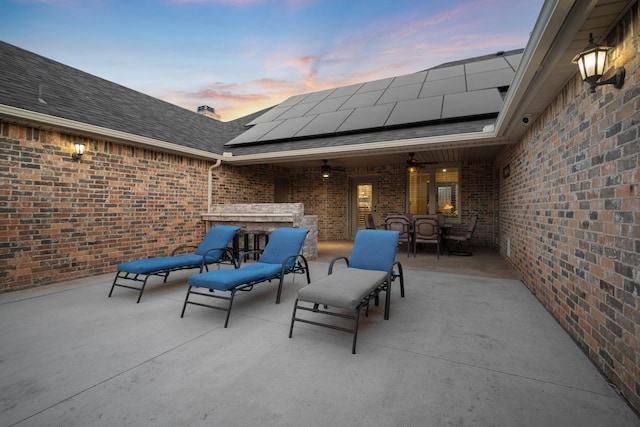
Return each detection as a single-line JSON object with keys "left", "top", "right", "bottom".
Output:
{"left": 0, "top": 124, "right": 216, "bottom": 291}
{"left": 287, "top": 162, "right": 498, "bottom": 244}
{"left": 214, "top": 164, "right": 275, "bottom": 203}
{"left": 287, "top": 164, "right": 409, "bottom": 240}
{"left": 460, "top": 160, "right": 498, "bottom": 246}
{"left": 496, "top": 5, "right": 639, "bottom": 412}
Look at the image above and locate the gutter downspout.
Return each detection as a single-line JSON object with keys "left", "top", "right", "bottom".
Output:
{"left": 207, "top": 159, "right": 222, "bottom": 213}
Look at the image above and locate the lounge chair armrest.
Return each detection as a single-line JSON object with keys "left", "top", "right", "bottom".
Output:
{"left": 281, "top": 254, "right": 311, "bottom": 282}
{"left": 328, "top": 256, "right": 349, "bottom": 274}
{"left": 391, "top": 260, "right": 403, "bottom": 279}
{"left": 238, "top": 250, "right": 263, "bottom": 266}
{"left": 200, "top": 247, "right": 238, "bottom": 269}
{"left": 171, "top": 245, "right": 198, "bottom": 256}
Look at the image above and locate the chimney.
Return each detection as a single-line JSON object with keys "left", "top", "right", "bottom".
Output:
{"left": 197, "top": 105, "right": 221, "bottom": 121}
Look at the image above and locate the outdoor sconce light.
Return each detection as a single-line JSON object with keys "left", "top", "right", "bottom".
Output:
{"left": 321, "top": 160, "right": 331, "bottom": 179}
{"left": 72, "top": 142, "right": 85, "bottom": 161}
{"left": 572, "top": 33, "right": 625, "bottom": 93}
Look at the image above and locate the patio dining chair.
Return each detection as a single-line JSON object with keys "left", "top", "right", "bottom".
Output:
{"left": 412, "top": 215, "right": 440, "bottom": 258}
{"left": 446, "top": 214, "right": 479, "bottom": 256}
{"left": 384, "top": 215, "right": 411, "bottom": 257}
{"left": 181, "top": 227, "right": 310, "bottom": 327}
{"left": 109, "top": 225, "right": 240, "bottom": 303}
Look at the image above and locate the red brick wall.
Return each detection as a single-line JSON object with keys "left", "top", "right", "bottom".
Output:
{"left": 287, "top": 162, "right": 497, "bottom": 244}
{"left": 214, "top": 164, "right": 275, "bottom": 203}
{"left": 0, "top": 125, "right": 214, "bottom": 291}
{"left": 287, "top": 167, "right": 350, "bottom": 241}
{"left": 461, "top": 160, "right": 498, "bottom": 246}
{"left": 496, "top": 5, "right": 639, "bottom": 411}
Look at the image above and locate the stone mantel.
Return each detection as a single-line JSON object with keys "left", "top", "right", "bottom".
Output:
{"left": 201, "top": 213, "right": 296, "bottom": 222}
{"left": 201, "top": 203, "right": 318, "bottom": 259}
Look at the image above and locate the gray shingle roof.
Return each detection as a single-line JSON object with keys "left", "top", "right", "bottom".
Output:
{"left": 0, "top": 41, "right": 244, "bottom": 154}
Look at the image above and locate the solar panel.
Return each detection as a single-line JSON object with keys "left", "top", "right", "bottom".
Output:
{"left": 505, "top": 53, "right": 523, "bottom": 69}
{"left": 276, "top": 101, "right": 320, "bottom": 120}
{"left": 246, "top": 106, "right": 291, "bottom": 126}
{"left": 376, "top": 83, "right": 421, "bottom": 104}
{"left": 302, "top": 88, "right": 336, "bottom": 103}
{"left": 356, "top": 77, "right": 393, "bottom": 93}
{"left": 465, "top": 57, "right": 511, "bottom": 74}
{"left": 338, "top": 90, "right": 384, "bottom": 110}
{"left": 467, "top": 68, "right": 515, "bottom": 91}
{"left": 225, "top": 120, "right": 284, "bottom": 145}
{"left": 327, "top": 83, "right": 363, "bottom": 98}
{"left": 389, "top": 71, "right": 428, "bottom": 88}
{"left": 278, "top": 93, "right": 310, "bottom": 107}
{"left": 419, "top": 75, "right": 466, "bottom": 98}
{"left": 295, "top": 109, "right": 354, "bottom": 136}
{"left": 259, "top": 116, "right": 316, "bottom": 141}
{"left": 425, "top": 64, "right": 464, "bottom": 81}
{"left": 305, "top": 96, "right": 350, "bottom": 115}
{"left": 337, "top": 104, "right": 394, "bottom": 132}
{"left": 441, "top": 88, "right": 503, "bottom": 119}
{"left": 385, "top": 96, "right": 443, "bottom": 126}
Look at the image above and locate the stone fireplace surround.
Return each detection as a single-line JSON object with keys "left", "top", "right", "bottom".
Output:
{"left": 201, "top": 203, "right": 318, "bottom": 259}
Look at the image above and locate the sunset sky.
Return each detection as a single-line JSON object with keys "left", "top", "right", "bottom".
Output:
{"left": 1, "top": 0, "right": 543, "bottom": 121}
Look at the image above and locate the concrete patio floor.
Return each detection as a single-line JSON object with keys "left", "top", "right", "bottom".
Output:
{"left": 1, "top": 244, "right": 638, "bottom": 426}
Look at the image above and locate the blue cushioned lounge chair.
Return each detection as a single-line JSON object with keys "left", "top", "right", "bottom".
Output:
{"left": 181, "top": 227, "right": 311, "bottom": 327}
{"left": 289, "top": 229, "right": 404, "bottom": 354}
{"left": 109, "top": 225, "right": 240, "bottom": 303}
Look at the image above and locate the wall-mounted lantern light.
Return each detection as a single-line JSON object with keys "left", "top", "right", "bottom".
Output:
{"left": 72, "top": 142, "right": 85, "bottom": 161}
{"left": 321, "top": 160, "right": 331, "bottom": 179}
{"left": 572, "top": 33, "right": 625, "bottom": 93}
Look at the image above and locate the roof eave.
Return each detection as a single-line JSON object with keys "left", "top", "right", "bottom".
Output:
{"left": 495, "top": 0, "right": 597, "bottom": 141}
{"left": 220, "top": 127, "right": 503, "bottom": 166}
{"left": 0, "top": 104, "right": 224, "bottom": 161}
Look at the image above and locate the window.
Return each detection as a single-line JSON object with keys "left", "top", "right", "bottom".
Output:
{"left": 408, "top": 166, "right": 460, "bottom": 222}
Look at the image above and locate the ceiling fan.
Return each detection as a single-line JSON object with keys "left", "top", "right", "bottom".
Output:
{"left": 321, "top": 160, "right": 345, "bottom": 178}
{"left": 406, "top": 152, "right": 437, "bottom": 171}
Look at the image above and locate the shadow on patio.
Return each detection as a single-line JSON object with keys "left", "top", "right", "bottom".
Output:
{"left": 317, "top": 241, "right": 517, "bottom": 279}
{"left": 0, "top": 244, "right": 637, "bottom": 426}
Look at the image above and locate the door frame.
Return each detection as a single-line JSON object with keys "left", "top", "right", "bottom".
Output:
{"left": 349, "top": 176, "right": 378, "bottom": 239}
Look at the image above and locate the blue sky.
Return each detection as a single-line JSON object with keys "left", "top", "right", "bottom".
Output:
{"left": 1, "top": 0, "right": 543, "bottom": 121}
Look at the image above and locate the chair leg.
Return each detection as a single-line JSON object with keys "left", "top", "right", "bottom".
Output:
{"left": 394, "top": 262, "right": 405, "bottom": 298}
{"left": 352, "top": 307, "right": 361, "bottom": 354}
{"left": 289, "top": 299, "right": 299, "bottom": 338}
{"left": 384, "top": 277, "right": 392, "bottom": 320}
{"left": 108, "top": 274, "right": 119, "bottom": 298}
{"left": 136, "top": 278, "right": 150, "bottom": 304}
{"left": 276, "top": 276, "right": 285, "bottom": 304}
{"left": 109, "top": 271, "right": 151, "bottom": 303}
{"left": 224, "top": 291, "right": 236, "bottom": 328}
{"left": 180, "top": 286, "right": 192, "bottom": 318}
{"left": 449, "top": 240, "right": 473, "bottom": 256}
